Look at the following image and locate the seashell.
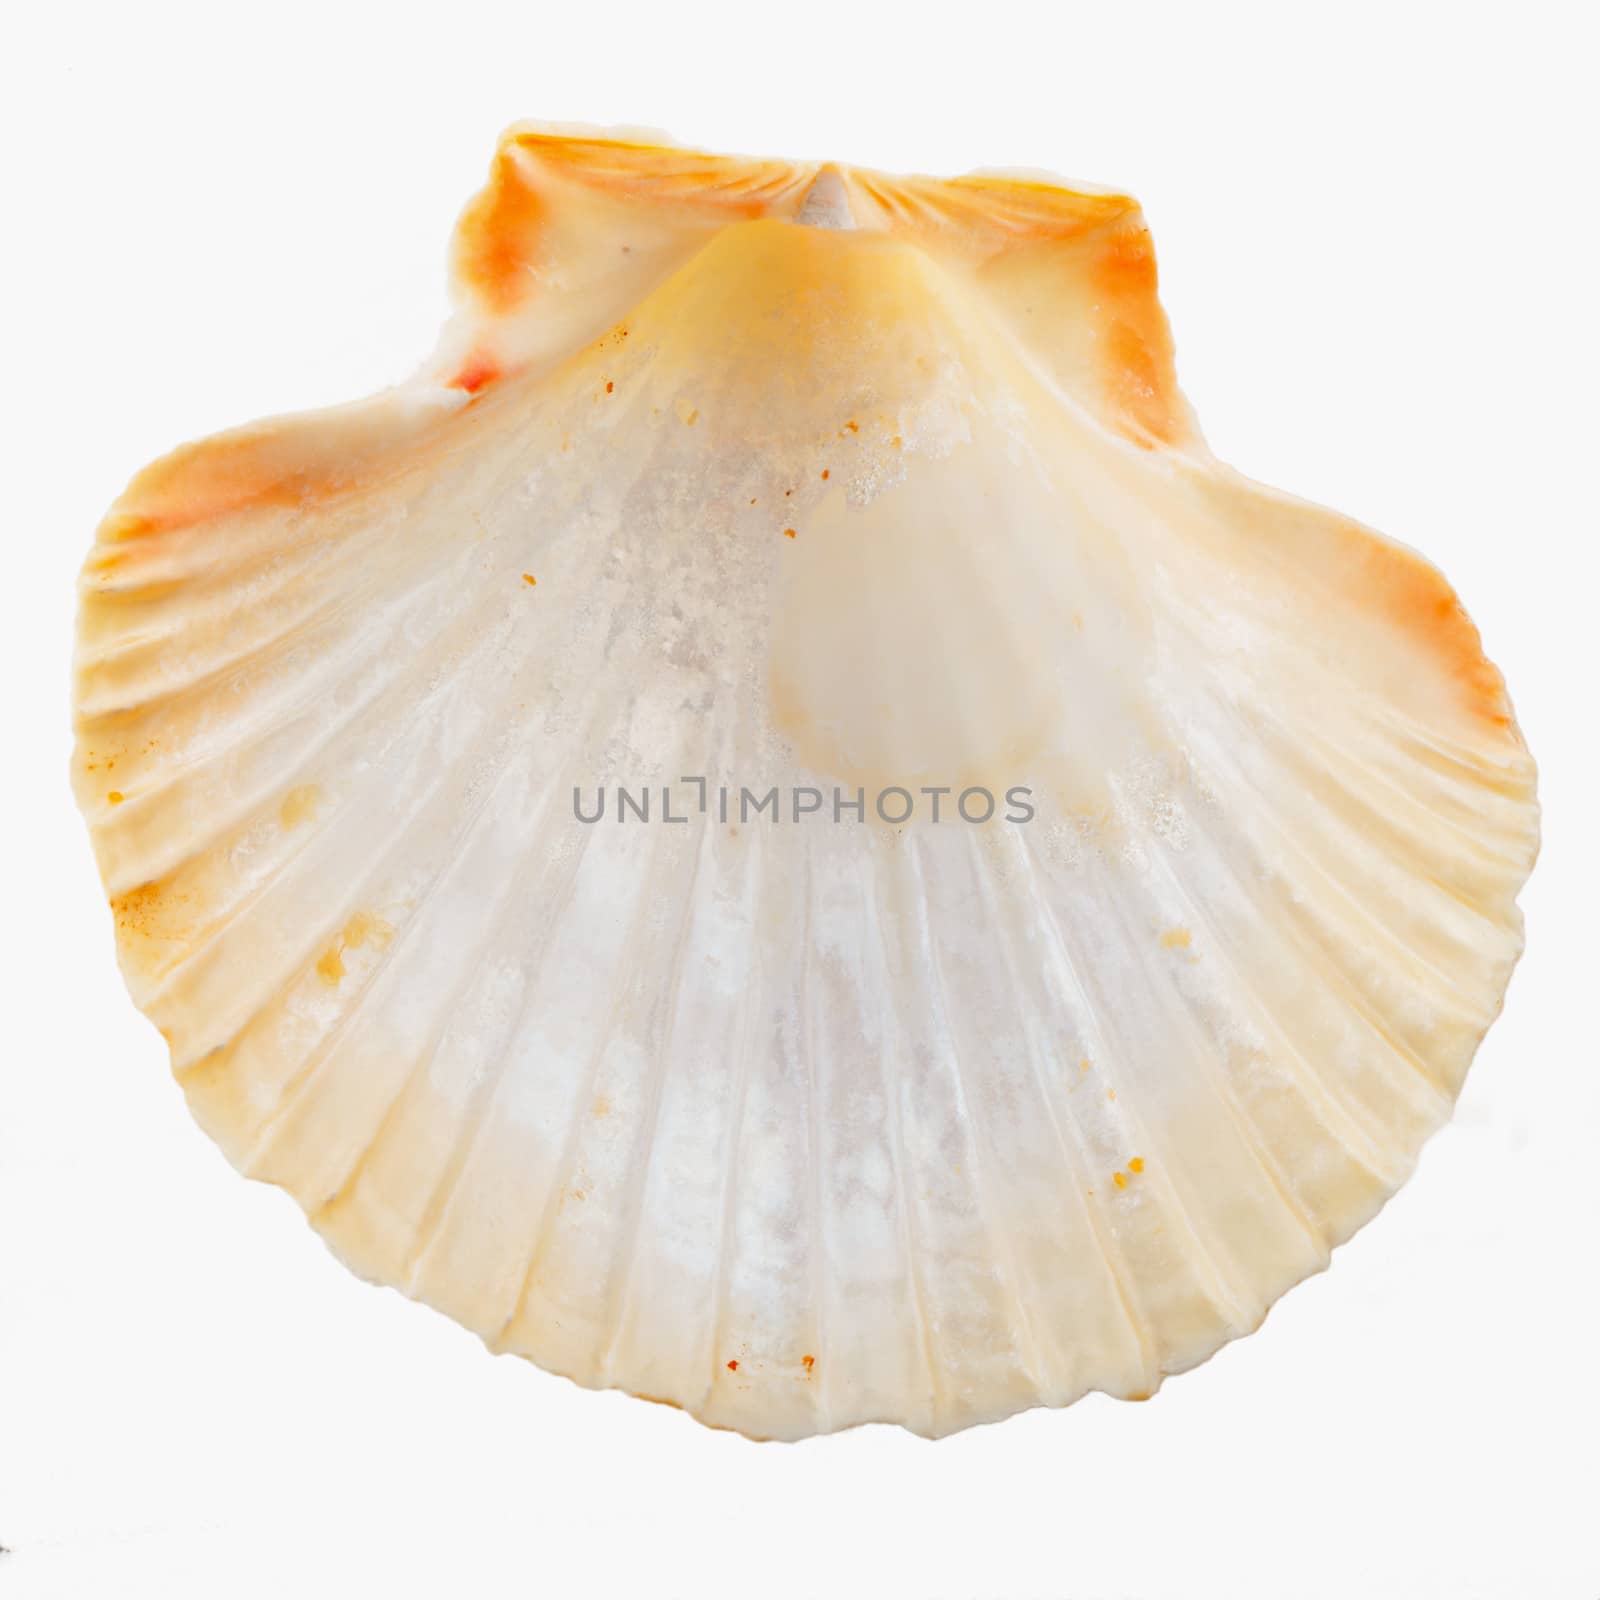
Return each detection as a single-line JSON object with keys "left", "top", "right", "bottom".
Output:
{"left": 72, "top": 125, "right": 1538, "bottom": 1440}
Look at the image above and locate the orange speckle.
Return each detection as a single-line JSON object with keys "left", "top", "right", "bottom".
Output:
{"left": 844, "top": 419, "right": 859, "bottom": 433}
{"left": 783, "top": 527, "right": 797, "bottom": 539}
{"left": 107, "top": 791, "right": 124, "bottom": 805}
{"left": 279, "top": 784, "right": 322, "bottom": 829}
{"left": 1160, "top": 926, "right": 1192, "bottom": 949}
{"left": 674, "top": 398, "right": 699, "bottom": 426}
{"left": 449, "top": 351, "right": 500, "bottom": 395}
{"left": 316, "top": 910, "right": 395, "bottom": 985}
{"left": 1128, "top": 1156, "right": 1145, "bottom": 1174}
{"left": 1113, "top": 1171, "right": 1128, "bottom": 1189}
{"left": 889, "top": 434, "right": 903, "bottom": 449}
{"left": 522, "top": 573, "right": 537, "bottom": 587}
{"left": 821, "top": 469, "right": 830, "bottom": 480}
{"left": 802, "top": 1354, "right": 815, "bottom": 1373}
{"left": 605, "top": 381, "right": 614, "bottom": 393}
{"left": 110, "top": 878, "right": 185, "bottom": 950}
{"left": 107, "top": 876, "right": 201, "bottom": 972}
{"left": 726, "top": 1359, "right": 739, "bottom": 1372}
{"left": 1107, "top": 1087, "right": 1116, "bottom": 1102}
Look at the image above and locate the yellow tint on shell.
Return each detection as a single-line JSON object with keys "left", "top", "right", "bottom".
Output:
{"left": 72, "top": 125, "right": 1537, "bottom": 1441}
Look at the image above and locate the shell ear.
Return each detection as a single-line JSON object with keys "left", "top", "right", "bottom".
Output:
{"left": 973, "top": 204, "right": 1200, "bottom": 451}
{"left": 443, "top": 128, "right": 816, "bottom": 384}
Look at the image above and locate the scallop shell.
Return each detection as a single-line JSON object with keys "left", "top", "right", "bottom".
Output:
{"left": 73, "top": 125, "right": 1538, "bottom": 1440}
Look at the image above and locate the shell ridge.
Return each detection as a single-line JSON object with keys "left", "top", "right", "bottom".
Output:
{"left": 1013, "top": 825, "right": 1252, "bottom": 1351}
{"left": 485, "top": 726, "right": 727, "bottom": 1358}
{"left": 398, "top": 795, "right": 613, "bottom": 1293}
{"left": 89, "top": 557, "right": 498, "bottom": 896}
{"left": 1184, "top": 710, "right": 1502, "bottom": 1041}
{"left": 1073, "top": 844, "right": 1275, "bottom": 1331}
{"left": 77, "top": 578, "right": 367, "bottom": 725}
{"left": 233, "top": 738, "right": 544, "bottom": 1178}
{"left": 1386, "top": 716, "right": 1532, "bottom": 784}
{"left": 1101, "top": 770, "right": 1345, "bottom": 1258}
{"left": 798, "top": 846, "right": 832, "bottom": 1435}
{"left": 1261, "top": 722, "right": 1523, "bottom": 974}
{"left": 80, "top": 484, "right": 473, "bottom": 698}
{"left": 309, "top": 762, "right": 578, "bottom": 1242}
{"left": 1165, "top": 663, "right": 1503, "bottom": 1080}
{"left": 1163, "top": 759, "right": 1447, "bottom": 1163}
{"left": 910, "top": 830, "right": 1054, "bottom": 1402}
{"left": 1138, "top": 543, "right": 1526, "bottom": 1029}
{"left": 1286, "top": 720, "right": 1535, "bottom": 898}
{"left": 587, "top": 786, "right": 724, "bottom": 1385}
{"left": 699, "top": 822, "right": 771, "bottom": 1419}
{"left": 1110, "top": 748, "right": 1443, "bottom": 1148}
{"left": 986, "top": 823, "right": 1155, "bottom": 1396}
{"left": 75, "top": 525, "right": 386, "bottom": 690}
{"left": 128, "top": 391, "right": 582, "bottom": 1006}
{"left": 483, "top": 838, "right": 681, "bottom": 1355}
{"left": 152, "top": 594, "right": 534, "bottom": 1032}
{"left": 79, "top": 465, "right": 525, "bottom": 878}
{"left": 1004, "top": 825, "right": 1167, "bottom": 1387}
{"left": 195, "top": 497, "right": 584, "bottom": 1074}
{"left": 1179, "top": 712, "right": 1478, "bottom": 1101}
{"left": 863, "top": 838, "right": 944, "bottom": 1434}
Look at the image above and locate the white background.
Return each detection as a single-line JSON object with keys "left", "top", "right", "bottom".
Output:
{"left": 3, "top": 3, "right": 1596, "bottom": 1596}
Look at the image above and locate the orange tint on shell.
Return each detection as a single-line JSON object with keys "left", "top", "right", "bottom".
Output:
{"left": 1093, "top": 222, "right": 1185, "bottom": 447}
{"left": 452, "top": 145, "right": 548, "bottom": 314}
{"left": 1350, "top": 532, "right": 1518, "bottom": 732}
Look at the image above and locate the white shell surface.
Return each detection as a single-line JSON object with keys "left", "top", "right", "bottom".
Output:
{"left": 73, "top": 129, "right": 1538, "bottom": 1439}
